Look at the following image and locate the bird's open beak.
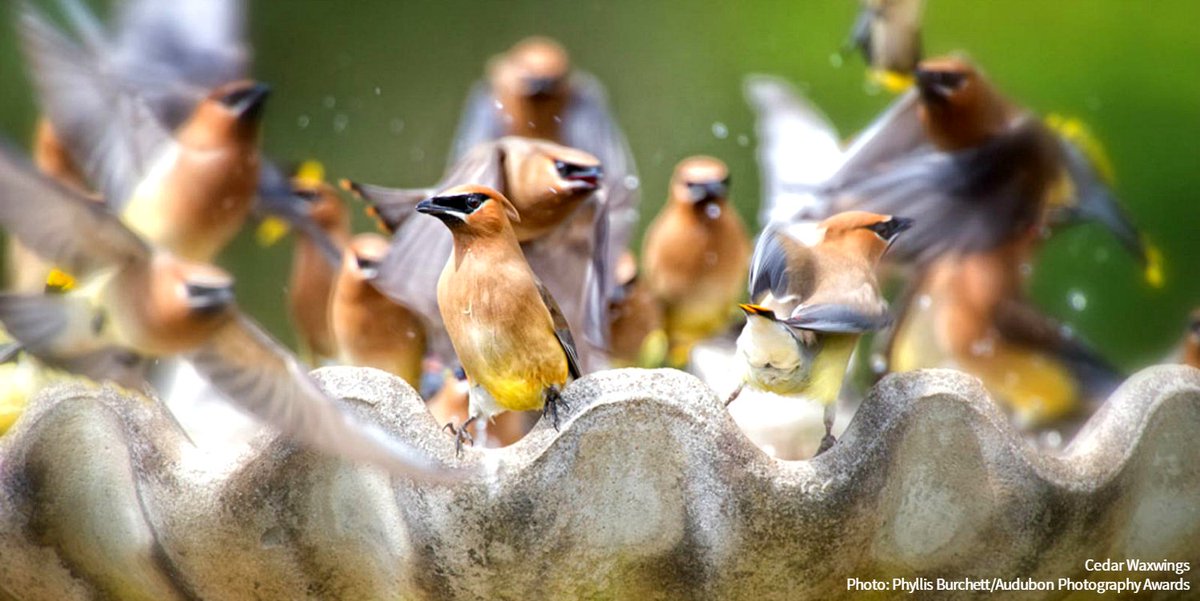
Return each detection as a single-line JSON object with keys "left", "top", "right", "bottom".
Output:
{"left": 185, "top": 283, "right": 235, "bottom": 314}
{"left": 416, "top": 197, "right": 468, "bottom": 224}
{"left": 223, "top": 83, "right": 271, "bottom": 121}
{"left": 555, "top": 161, "right": 603, "bottom": 190}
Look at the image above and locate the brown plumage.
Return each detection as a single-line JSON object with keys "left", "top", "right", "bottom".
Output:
{"left": 1182, "top": 309, "right": 1200, "bottom": 370}
{"left": 486, "top": 37, "right": 571, "bottom": 141}
{"left": 287, "top": 177, "right": 350, "bottom": 362}
{"left": 642, "top": 157, "right": 750, "bottom": 366}
{"left": 330, "top": 234, "right": 426, "bottom": 388}
{"left": 914, "top": 56, "right": 1015, "bottom": 151}
{"left": 417, "top": 185, "right": 581, "bottom": 451}
{"left": 607, "top": 252, "right": 665, "bottom": 367}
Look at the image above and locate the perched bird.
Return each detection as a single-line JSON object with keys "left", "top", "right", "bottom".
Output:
{"left": 285, "top": 162, "right": 350, "bottom": 363}
{"left": 451, "top": 36, "right": 641, "bottom": 345}
{"left": 330, "top": 234, "right": 426, "bottom": 389}
{"left": 415, "top": 185, "right": 582, "bottom": 452}
{"left": 888, "top": 231, "right": 1125, "bottom": 426}
{"left": 345, "top": 137, "right": 605, "bottom": 366}
{"left": 0, "top": 142, "right": 453, "bottom": 479}
{"left": 1182, "top": 309, "right": 1200, "bottom": 370}
{"left": 641, "top": 157, "right": 751, "bottom": 367}
{"left": 846, "top": 0, "right": 925, "bottom": 91}
{"left": 425, "top": 367, "right": 532, "bottom": 448}
{"left": 732, "top": 211, "right": 912, "bottom": 454}
{"left": 606, "top": 252, "right": 666, "bottom": 368}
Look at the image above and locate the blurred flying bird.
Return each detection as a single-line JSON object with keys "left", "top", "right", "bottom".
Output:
{"left": 731, "top": 211, "right": 912, "bottom": 454}
{"left": 330, "top": 234, "right": 427, "bottom": 389}
{"left": 284, "top": 162, "right": 349, "bottom": 363}
{"left": 344, "top": 137, "right": 606, "bottom": 368}
{"left": 606, "top": 252, "right": 666, "bottom": 368}
{"left": 0, "top": 142, "right": 456, "bottom": 479}
{"left": 416, "top": 186, "right": 581, "bottom": 452}
{"left": 451, "top": 36, "right": 641, "bottom": 346}
{"left": 846, "top": 0, "right": 925, "bottom": 91}
{"left": 641, "top": 157, "right": 751, "bottom": 367}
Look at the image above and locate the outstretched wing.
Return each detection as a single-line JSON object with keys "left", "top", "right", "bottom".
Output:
{"left": 187, "top": 314, "right": 459, "bottom": 479}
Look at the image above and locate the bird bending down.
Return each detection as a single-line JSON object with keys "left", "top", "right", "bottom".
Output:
{"left": 417, "top": 185, "right": 582, "bottom": 454}
{"left": 731, "top": 211, "right": 912, "bottom": 455}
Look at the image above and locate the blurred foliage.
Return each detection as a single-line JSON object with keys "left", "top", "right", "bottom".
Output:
{"left": 0, "top": 0, "right": 1196, "bottom": 370}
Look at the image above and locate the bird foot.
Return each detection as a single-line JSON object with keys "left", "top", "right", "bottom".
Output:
{"left": 542, "top": 387, "right": 569, "bottom": 431}
{"left": 443, "top": 417, "right": 476, "bottom": 457}
{"left": 815, "top": 434, "right": 837, "bottom": 456}
{"left": 724, "top": 382, "right": 745, "bottom": 407}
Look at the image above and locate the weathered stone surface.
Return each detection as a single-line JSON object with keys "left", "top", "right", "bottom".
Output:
{"left": 0, "top": 365, "right": 1198, "bottom": 600}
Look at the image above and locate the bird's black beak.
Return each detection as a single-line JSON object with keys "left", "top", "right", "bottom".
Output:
{"left": 915, "top": 69, "right": 962, "bottom": 104}
{"left": 221, "top": 83, "right": 271, "bottom": 122}
{"left": 185, "top": 283, "right": 235, "bottom": 315}
{"left": 871, "top": 216, "right": 915, "bottom": 242}
{"left": 555, "top": 161, "right": 602, "bottom": 190}
{"left": 416, "top": 197, "right": 467, "bottom": 225}
{"left": 523, "top": 76, "right": 562, "bottom": 99}
{"left": 686, "top": 180, "right": 730, "bottom": 204}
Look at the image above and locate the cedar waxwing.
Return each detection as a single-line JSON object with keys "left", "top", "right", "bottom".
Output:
{"left": 607, "top": 252, "right": 666, "bottom": 368}
{"left": 1183, "top": 309, "right": 1200, "bottom": 370}
{"left": 747, "top": 57, "right": 1152, "bottom": 272}
{"left": 286, "top": 164, "right": 350, "bottom": 363}
{"left": 887, "top": 230, "right": 1124, "bottom": 426}
{"left": 845, "top": 0, "right": 924, "bottom": 91}
{"left": 0, "top": 142, "right": 454, "bottom": 479}
{"left": 329, "top": 234, "right": 427, "bottom": 389}
{"left": 425, "top": 367, "right": 532, "bottom": 448}
{"left": 731, "top": 211, "right": 912, "bottom": 454}
{"left": 344, "top": 137, "right": 607, "bottom": 368}
{"left": 641, "top": 157, "right": 751, "bottom": 367}
{"left": 451, "top": 36, "right": 641, "bottom": 347}
{"left": 415, "top": 185, "right": 582, "bottom": 452}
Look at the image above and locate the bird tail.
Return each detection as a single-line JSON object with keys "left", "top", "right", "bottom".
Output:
{"left": 340, "top": 179, "right": 433, "bottom": 234}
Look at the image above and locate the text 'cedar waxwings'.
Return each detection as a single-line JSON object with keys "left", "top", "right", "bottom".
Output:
{"left": 344, "top": 137, "right": 607, "bottom": 366}
{"left": 732, "top": 211, "right": 912, "bottom": 454}
{"left": 416, "top": 185, "right": 582, "bottom": 452}
{"left": 18, "top": 1, "right": 298, "bottom": 265}
{"left": 330, "top": 234, "right": 427, "bottom": 388}
{"left": 846, "top": 0, "right": 925, "bottom": 91}
{"left": 0, "top": 143, "right": 456, "bottom": 480}
{"left": 425, "top": 367, "right": 532, "bottom": 448}
{"left": 642, "top": 157, "right": 751, "bottom": 367}
{"left": 887, "top": 231, "right": 1124, "bottom": 427}
{"left": 286, "top": 163, "right": 350, "bottom": 362}
{"left": 607, "top": 251, "right": 666, "bottom": 368}
{"left": 452, "top": 36, "right": 641, "bottom": 346}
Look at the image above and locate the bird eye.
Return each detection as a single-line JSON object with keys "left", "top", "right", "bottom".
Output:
{"left": 466, "top": 196, "right": 483, "bottom": 210}
{"left": 555, "top": 160, "right": 601, "bottom": 182}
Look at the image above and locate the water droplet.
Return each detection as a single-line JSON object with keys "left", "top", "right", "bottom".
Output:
{"left": 323, "top": 96, "right": 336, "bottom": 109}
{"left": 493, "top": 99, "right": 504, "bottom": 110}
{"left": 374, "top": 86, "right": 382, "bottom": 96}
{"left": 870, "top": 353, "right": 888, "bottom": 375}
{"left": 623, "top": 175, "right": 640, "bottom": 190}
{"left": 410, "top": 147, "right": 425, "bottom": 161}
{"left": 1068, "top": 290, "right": 1087, "bottom": 311}
{"left": 970, "top": 336, "right": 995, "bottom": 357}
{"left": 737, "top": 134, "right": 750, "bottom": 147}
{"left": 1019, "top": 262, "right": 1033, "bottom": 277}
{"left": 297, "top": 115, "right": 310, "bottom": 129}
{"left": 553, "top": 115, "right": 562, "bottom": 123}
{"left": 704, "top": 204, "right": 722, "bottom": 220}
{"left": 711, "top": 122, "right": 728, "bottom": 139}
{"left": 829, "top": 52, "right": 844, "bottom": 68}
{"left": 390, "top": 118, "right": 405, "bottom": 134}
{"left": 917, "top": 294, "right": 932, "bottom": 310}
{"left": 333, "top": 113, "right": 349, "bottom": 133}
{"left": 1042, "top": 429, "right": 1063, "bottom": 449}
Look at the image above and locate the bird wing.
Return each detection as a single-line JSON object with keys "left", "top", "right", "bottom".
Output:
{"left": 825, "top": 88, "right": 927, "bottom": 189}
{"left": 826, "top": 116, "right": 1048, "bottom": 264}
{"left": 369, "top": 143, "right": 506, "bottom": 362}
{"left": 1048, "top": 136, "right": 1146, "bottom": 263}
{"left": 18, "top": 1, "right": 173, "bottom": 211}
{"left": 112, "top": 0, "right": 249, "bottom": 127}
{"left": 747, "top": 223, "right": 816, "bottom": 305}
{"left": 784, "top": 300, "right": 892, "bottom": 333}
{"left": 743, "top": 75, "right": 843, "bottom": 225}
{"left": 992, "top": 298, "right": 1124, "bottom": 400}
{"left": 534, "top": 279, "right": 583, "bottom": 380}
{"left": 252, "top": 160, "right": 343, "bottom": 268}
{"left": 186, "top": 314, "right": 458, "bottom": 479}
{"left": 0, "top": 140, "right": 149, "bottom": 276}
{"left": 448, "top": 80, "right": 506, "bottom": 162}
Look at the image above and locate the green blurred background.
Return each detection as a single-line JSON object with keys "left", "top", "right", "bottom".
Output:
{"left": 0, "top": 0, "right": 1196, "bottom": 370}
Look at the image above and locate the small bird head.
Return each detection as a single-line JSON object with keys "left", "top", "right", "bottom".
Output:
{"left": 416, "top": 185, "right": 521, "bottom": 237}
{"left": 914, "top": 55, "right": 1009, "bottom": 150}
{"left": 141, "top": 256, "right": 237, "bottom": 351}
{"left": 344, "top": 234, "right": 390, "bottom": 282}
{"left": 290, "top": 164, "right": 346, "bottom": 230}
{"left": 183, "top": 80, "right": 271, "bottom": 147}
{"left": 175, "top": 263, "right": 236, "bottom": 317}
{"left": 491, "top": 37, "right": 571, "bottom": 101}
{"left": 671, "top": 156, "right": 731, "bottom": 215}
{"left": 502, "top": 138, "right": 601, "bottom": 239}
{"left": 819, "top": 211, "right": 914, "bottom": 263}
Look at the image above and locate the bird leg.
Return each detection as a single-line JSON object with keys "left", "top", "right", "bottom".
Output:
{"left": 542, "top": 386, "right": 569, "bottom": 431}
{"left": 815, "top": 402, "right": 837, "bottom": 455}
{"left": 724, "top": 382, "right": 745, "bottom": 407}
{"left": 443, "top": 417, "right": 476, "bottom": 457}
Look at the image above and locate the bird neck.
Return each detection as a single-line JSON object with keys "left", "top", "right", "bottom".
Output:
{"left": 451, "top": 226, "right": 523, "bottom": 267}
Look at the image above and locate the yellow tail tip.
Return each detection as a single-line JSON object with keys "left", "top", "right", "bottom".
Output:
{"left": 44, "top": 268, "right": 76, "bottom": 292}
{"left": 255, "top": 216, "right": 292, "bottom": 247}
{"left": 637, "top": 329, "right": 669, "bottom": 369}
{"left": 868, "top": 69, "right": 915, "bottom": 94}
{"left": 294, "top": 160, "right": 325, "bottom": 187}
{"left": 1143, "top": 243, "right": 1165, "bottom": 289}
{"left": 1044, "top": 113, "right": 1117, "bottom": 184}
